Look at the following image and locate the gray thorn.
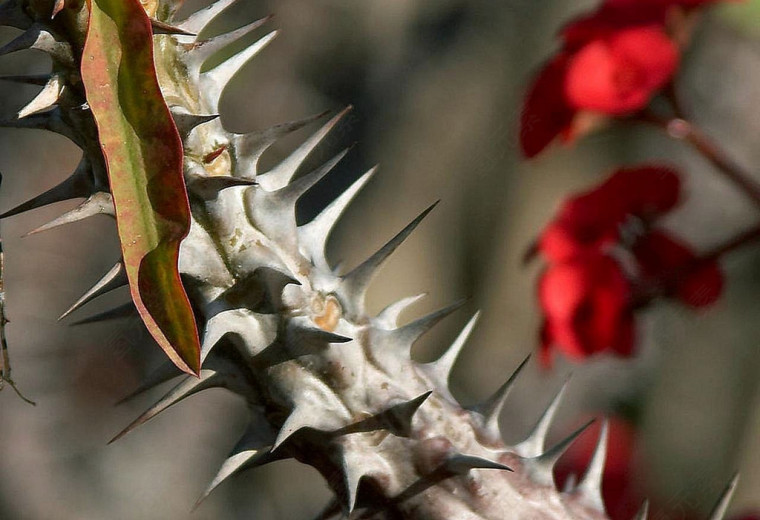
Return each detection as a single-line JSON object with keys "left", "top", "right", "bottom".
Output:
{"left": 59, "top": 261, "right": 127, "bottom": 321}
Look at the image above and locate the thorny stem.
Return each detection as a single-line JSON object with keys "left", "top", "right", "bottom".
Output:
{"left": 0, "top": 224, "right": 35, "bottom": 406}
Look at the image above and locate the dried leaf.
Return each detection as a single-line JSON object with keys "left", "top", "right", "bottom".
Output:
{"left": 81, "top": 0, "right": 201, "bottom": 375}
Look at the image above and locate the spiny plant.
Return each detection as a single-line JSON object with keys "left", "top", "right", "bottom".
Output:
{"left": 0, "top": 0, "right": 742, "bottom": 518}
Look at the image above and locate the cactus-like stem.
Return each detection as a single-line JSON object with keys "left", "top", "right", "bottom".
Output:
{"left": 0, "top": 1, "right": 739, "bottom": 518}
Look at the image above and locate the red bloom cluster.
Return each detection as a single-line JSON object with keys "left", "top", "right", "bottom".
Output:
{"left": 520, "top": 0, "right": 735, "bottom": 157}
{"left": 536, "top": 166, "right": 723, "bottom": 366}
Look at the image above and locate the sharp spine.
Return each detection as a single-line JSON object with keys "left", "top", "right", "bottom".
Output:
{"left": 525, "top": 419, "right": 595, "bottom": 487}
{"left": 423, "top": 311, "right": 480, "bottom": 386}
{"left": 388, "top": 299, "right": 466, "bottom": 356}
{"left": 337, "top": 391, "right": 432, "bottom": 438}
{"left": 375, "top": 293, "right": 426, "bottom": 329}
{"left": 25, "top": 192, "right": 114, "bottom": 236}
{"left": 470, "top": 355, "right": 531, "bottom": 439}
{"left": 299, "top": 167, "right": 378, "bottom": 271}
{"left": 574, "top": 420, "right": 608, "bottom": 513}
{"left": 514, "top": 376, "right": 572, "bottom": 458}
{"left": 0, "top": 24, "right": 74, "bottom": 66}
{"left": 200, "top": 31, "right": 278, "bottom": 112}
{"left": 110, "top": 369, "right": 226, "bottom": 443}
{"left": 150, "top": 18, "right": 195, "bottom": 36}
{"left": 189, "top": 15, "right": 273, "bottom": 66}
{"left": 341, "top": 202, "right": 439, "bottom": 301}
{"left": 708, "top": 474, "right": 739, "bottom": 520}
{"left": 261, "top": 107, "right": 353, "bottom": 190}
{"left": 274, "top": 148, "right": 350, "bottom": 204}
{"left": 239, "top": 110, "right": 332, "bottom": 181}
{"left": 17, "top": 74, "right": 64, "bottom": 119}
{"left": 195, "top": 419, "right": 279, "bottom": 506}
{"left": 170, "top": 107, "right": 219, "bottom": 137}
{"left": 58, "top": 261, "right": 127, "bottom": 321}
{"left": 0, "top": 160, "right": 93, "bottom": 219}
{"left": 180, "top": 0, "right": 239, "bottom": 34}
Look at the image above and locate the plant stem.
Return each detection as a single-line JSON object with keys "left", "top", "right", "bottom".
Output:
{"left": 0, "top": 226, "right": 35, "bottom": 406}
{"left": 643, "top": 111, "right": 760, "bottom": 209}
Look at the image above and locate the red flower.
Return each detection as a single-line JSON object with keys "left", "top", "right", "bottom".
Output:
{"left": 564, "top": 26, "right": 678, "bottom": 114}
{"left": 519, "top": 0, "right": 736, "bottom": 157}
{"left": 633, "top": 230, "right": 724, "bottom": 307}
{"left": 538, "top": 166, "right": 680, "bottom": 262}
{"left": 539, "top": 254, "right": 634, "bottom": 366}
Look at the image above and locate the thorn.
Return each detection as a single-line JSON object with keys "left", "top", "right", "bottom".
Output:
{"left": 274, "top": 148, "right": 350, "bottom": 203}
{"left": 527, "top": 419, "right": 595, "bottom": 487}
{"left": 286, "top": 321, "right": 352, "bottom": 346}
{"left": 0, "top": 161, "right": 93, "bottom": 219}
{"left": 470, "top": 355, "right": 531, "bottom": 439}
{"left": 0, "top": 108, "right": 79, "bottom": 142}
{"left": 388, "top": 299, "right": 466, "bottom": 356}
{"left": 17, "top": 74, "right": 64, "bottom": 119}
{"left": 514, "top": 375, "right": 572, "bottom": 458}
{"left": 360, "top": 453, "right": 512, "bottom": 518}
{"left": 58, "top": 261, "right": 127, "bottom": 321}
{"left": 0, "top": 24, "right": 74, "bottom": 67}
{"left": 632, "top": 500, "right": 649, "bottom": 520}
{"left": 375, "top": 293, "right": 426, "bottom": 329}
{"left": 0, "top": 74, "right": 51, "bottom": 86}
{"left": 272, "top": 400, "right": 350, "bottom": 451}
{"left": 337, "top": 392, "right": 432, "bottom": 438}
{"left": 574, "top": 420, "right": 608, "bottom": 513}
{"left": 69, "top": 302, "right": 137, "bottom": 325}
{"left": 233, "top": 109, "right": 332, "bottom": 179}
{"left": 261, "top": 106, "right": 353, "bottom": 190}
{"left": 298, "top": 166, "right": 377, "bottom": 270}
{"left": 200, "top": 31, "right": 278, "bottom": 112}
{"left": 115, "top": 362, "right": 182, "bottom": 405}
{"left": 443, "top": 454, "right": 513, "bottom": 474}
{"left": 425, "top": 311, "right": 480, "bottom": 383}
{"left": 195, "top": 419, "right": 279, "bottom": 506}
{"left": 170, "top": 107, "right": 219, "bottom": 136}
{"left": 708, "top": 474, "right": 739, "bottom": 520}
{"left": 186, "top": 174, "right": 257, "bottom": 200}
{"left": 109, "top": 369, "right": 225, "bottom": 444}
{"left": 341, "top": 202, "right": 439, "bottom": 300}
{"left": 188, "top": 15, "right": 273, "bottom": 66}
{"left": 24, "top": 192, "right": 114, "bottom": 236}
{"left": 150, "top": 18, "right": 196, "bottom": 36}
{"left": 179, "top": 0, "right": 240, "bottom": 34}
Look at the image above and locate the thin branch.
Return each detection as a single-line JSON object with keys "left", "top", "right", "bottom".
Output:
{"left": 0, "top": 219, "right": 35, "bottom": 405}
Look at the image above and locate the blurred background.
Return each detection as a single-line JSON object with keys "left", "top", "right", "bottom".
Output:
{"left": 1, "top": 0, "right": 759, "bottom": 518}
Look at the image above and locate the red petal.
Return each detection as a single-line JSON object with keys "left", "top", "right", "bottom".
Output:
{"left": 520, "top": 54, "right": 576, "bottom": 158}
{"left": 538, "top": 255, "right": 635, "bottom": 361}
{"left": 565, "top": 26, "right": 678, "bottom": 115}
{"left": 633, "top": 230, "right": 724, "bottom": 308}
{"left": 604, "top": 165, "right": 682, "bottom": 218}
